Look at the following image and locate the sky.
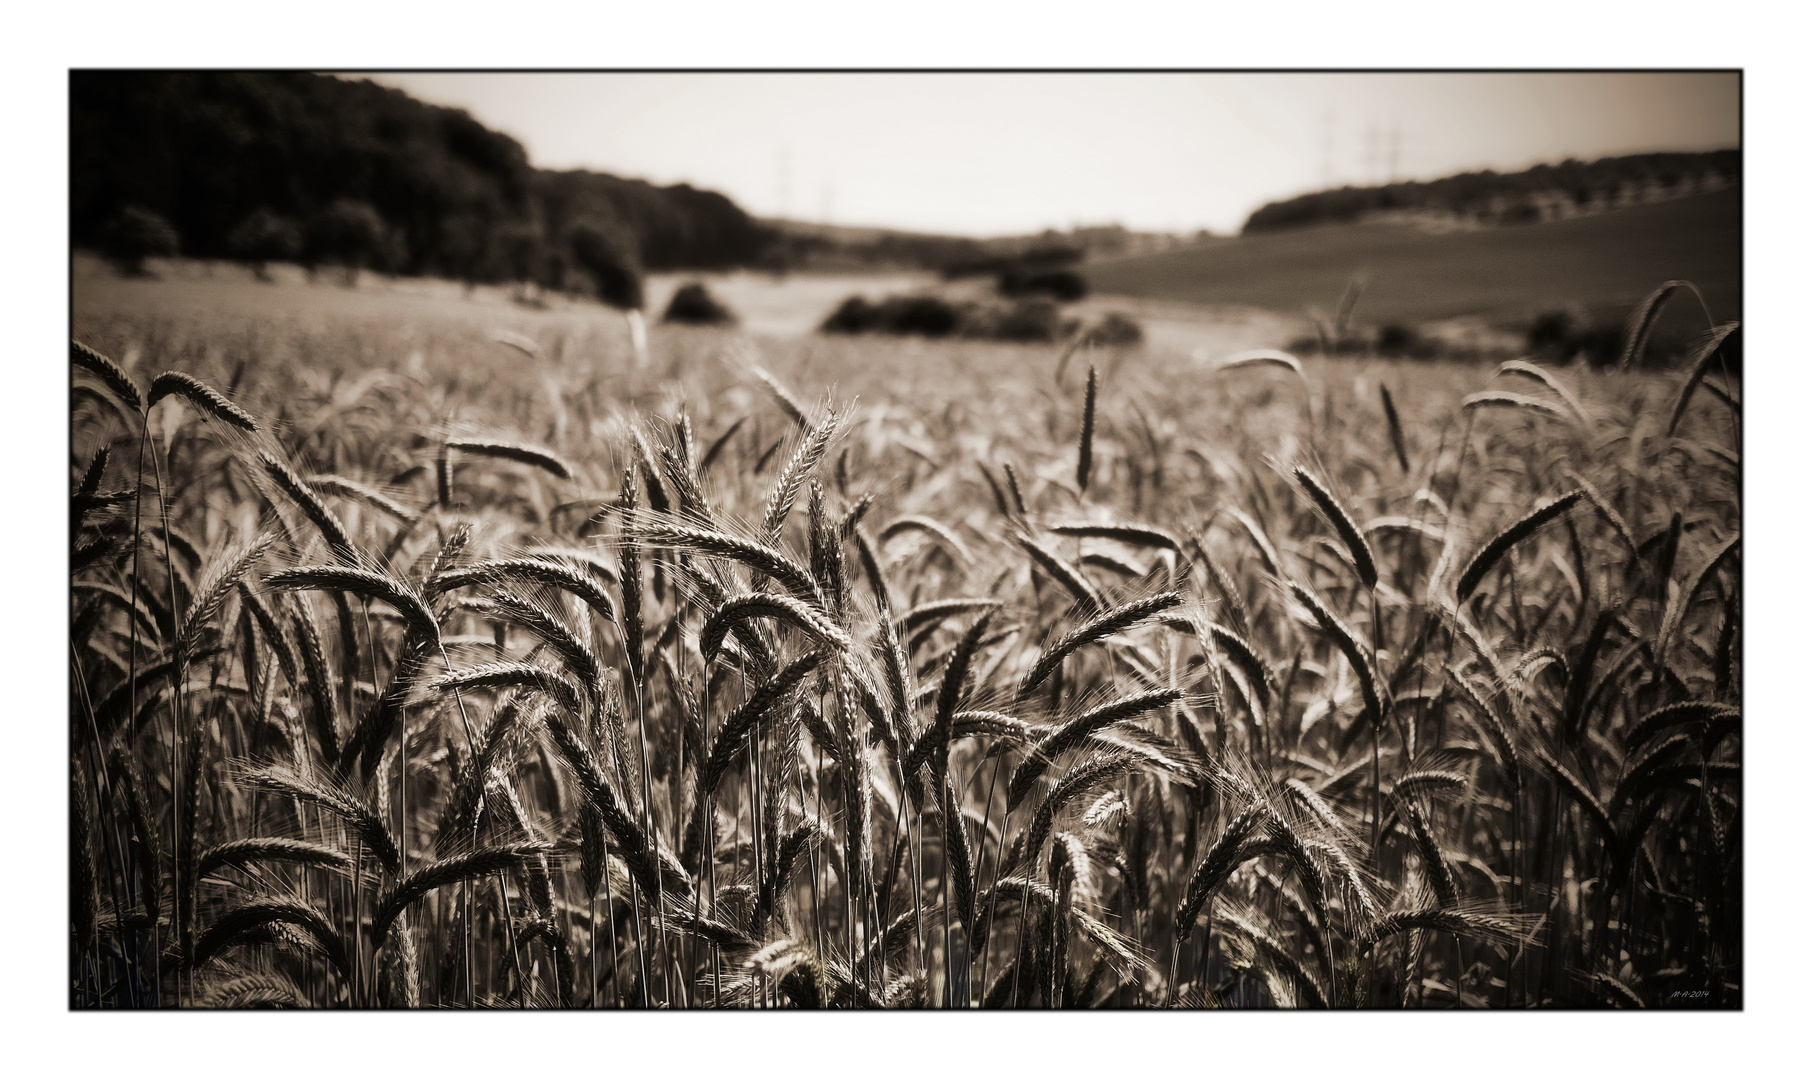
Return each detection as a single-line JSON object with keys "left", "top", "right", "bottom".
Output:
{"left": 368, "top": 72, "right": 1738, "bottom": 237}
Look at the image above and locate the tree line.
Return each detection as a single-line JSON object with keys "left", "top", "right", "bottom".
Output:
{"left": 72, "top": 71, "right": 772, "bottom": 299}
{"left": 1242, "top": 150, "right": 1741, "bottom": 234}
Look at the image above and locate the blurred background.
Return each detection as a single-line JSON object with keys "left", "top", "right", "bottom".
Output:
{"left": 71, "top": 70, "right": 1739, "bottom": 366}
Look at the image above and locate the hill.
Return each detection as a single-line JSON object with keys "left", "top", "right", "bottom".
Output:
{"left": 1242, "top": 150, "right": 1739, "bottom": 233}
{"left": 1082, "top": 187, "right": 1740, "bottom": 327}
{"left": 70, "top": 72, "right": 770, "bottom": 289}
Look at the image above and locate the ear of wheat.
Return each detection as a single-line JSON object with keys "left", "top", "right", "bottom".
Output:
{"left": 1618, "top": 278, "right": 1711, "bottom": 371}
{"left": 444, "top": 437, "right": 574, "bottom": 480}
{"left": 1006, "top": 687, "right": 1183, "bottom": 811}
{"left": 259, "top": 451, "right": 357, "bottom": 563}
{"left": 1379, "top": 383, "right": 1409, "bottom": 473}
{"left": 147, "top": 371, "right": 259, "bottom": 432}
{"left": 1076, "top": 364, "right": 1098, "bottom": 493}
{"left": 1496, "top": 358, "right": 1588, "bottom": 424}
{"left": 1461, "top": 390, "right": 1573, "bottom": 422}
{"left": 1292, "top": 465, "right": 1377, "bottom": 590}
{"left": 1017, "top": 592, "right": 1182, "bottom": 698}
{"left": 72, "top": 340, "right": 144, "bottom": 412}
{"left": 1453, "top": 489, "right": 1586, "bottom": 602}
{"left": 1216, "top": 349, "right": 1304, "bottom": 378}
{"left": 264, "top": 564, "right": 441, "bottom": 646}
{"left": 1665, "top": 321, "right": 1741, "bottom": 436}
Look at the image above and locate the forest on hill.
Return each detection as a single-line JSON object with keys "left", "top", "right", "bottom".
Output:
{"left": 71, "top": 72, "right": 771, "bottom": 295}
{"left": 1242, "top": 150, "right": 1740, "bottom": 234}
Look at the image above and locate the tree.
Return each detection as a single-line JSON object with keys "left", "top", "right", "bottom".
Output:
{"left": 97, "top": 206, "right": 180, "bottom": 276}
{"left": 477, "top": 222, "right": 542, "bottom": 300}
{"left": 71, "top": 73, "right": 773, "bottom": 281}
{"left": 567, "top": 223, "right": 644, "bottom": 310}
{"left": 225, "top": 209, "right": 303, "bottom": 281}
{"left": 309, "top": 199, "right": 392, "bottom": 286}
{"left": 538, "top": 248, "right": 571, "bottom": 296}
{"left": 568, "top": 222, "right": 648, "bottom": 365}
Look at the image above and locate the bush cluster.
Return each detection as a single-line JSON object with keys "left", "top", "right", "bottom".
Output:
{"left": 1525, "top": 310, "right": 1626, "bottom": 368}
{"left": 1288, "top": 323, "right": 1444, "bottom": 361}
{"left": 662, "top": 282, "right": 738, "bottom": 326}
{"left": 996, "top": 267, "right": 1088, "bottom": 302}
{"left": 821, "top": 294, "right": 1140, "bottom": 346}
{"left": 826, "top": 291, "right": 1145, "bottom": 346}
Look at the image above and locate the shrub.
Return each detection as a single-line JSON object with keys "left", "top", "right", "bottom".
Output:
{"left": 822, "top": 294, "right": 966, "bottom": 338}
{"left": 884, "top": 295, "right": 965, "bottom": 338}
{"left": 1526, "top": 309, "right": 1622, "bottom": 367}
{"left": 1375, "top": 322, "right": 1440, "bottom": 360}
{"left": 943, "top": 243, "right": 1083, "bottom": 282}
{"left": 998, "top": 268, "right": 1088, "bottom": 302}
{"left": 821, "top": 293, "right": 1122, "bottom": 345}
{"left": 1287, "top": 332, "right": 1371, "bottom": 358}
{"left": 1082, "top": 311, "right": 1144, "bottom": 347}
{"left": 662, "top": 282, "right": 737, "bottom": 326}
{"left": 1526, "top": 309, "right": 1575, "bottom": 353}
{"left": 98, "top": 206, "right": 180, "bottom": 276}
{"left": 821, "top": 295, "right": 882, "bottom": 334}
{"left": 964, "top": 299, "right": 1072, "bottom": 343}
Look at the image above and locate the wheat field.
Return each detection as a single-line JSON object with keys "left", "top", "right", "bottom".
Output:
{"left": 67, "top": 281, "right": 1740, "bottom": 1009}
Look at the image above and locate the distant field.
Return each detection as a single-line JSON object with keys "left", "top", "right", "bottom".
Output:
{"left": 71, "top": 258, "right": 932, "bottom": 342}
{"left": 1083, "top": 188, "right": 1740, "bottom": 328}
{"left": 72, "top": 257, "right": 1293, "bottom": 363}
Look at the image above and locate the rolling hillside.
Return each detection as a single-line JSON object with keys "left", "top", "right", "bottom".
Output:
{"left": 1083, "top": 188, "right": 1740, "bottom": 327}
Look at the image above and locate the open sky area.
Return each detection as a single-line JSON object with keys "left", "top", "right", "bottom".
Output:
{"left": 368, "top": 71, "right": 1739, "bottom": 236}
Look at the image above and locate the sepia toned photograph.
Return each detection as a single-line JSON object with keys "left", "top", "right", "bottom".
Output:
{"left": 67, "top": 68, "right": 1741, "bottom": 1011}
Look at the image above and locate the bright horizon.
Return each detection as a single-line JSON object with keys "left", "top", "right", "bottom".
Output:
{"left": 364, "top": 71, "right": 1738, "bottom": 237}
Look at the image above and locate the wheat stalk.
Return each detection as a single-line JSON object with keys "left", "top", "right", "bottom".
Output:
{"left": 188, "top": 896, "right": 350, "bottom": 980}
{"left": 1287, "top": 580, "right": 1383, "bottom": 728}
